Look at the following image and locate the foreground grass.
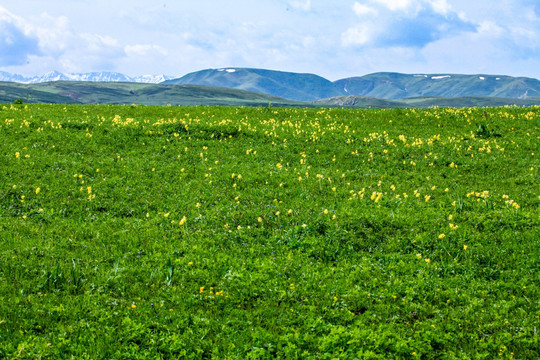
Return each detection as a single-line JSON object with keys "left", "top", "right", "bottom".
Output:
{"left": 0, "top": 104, "right": 538, "bottom": 359}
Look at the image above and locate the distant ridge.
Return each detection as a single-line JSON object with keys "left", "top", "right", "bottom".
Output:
{"left": 2, "top": 68, "right": 540, "bottom": 106}
{"left": 335, "top": 72, "right": 540, "bottom": 100}
{"left": 164, "top": 69, "right": 540, "bottom": 101}
{"left": 163, "top": 68, "right": 344, "bottom": 101}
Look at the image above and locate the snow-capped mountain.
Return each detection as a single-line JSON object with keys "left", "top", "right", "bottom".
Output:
{"left": 0, "top": 71, "right": 174, "bottom": 84}
{"left": 0, "top": 71, "right": 31, "bottom": 83}
{"left": 132, "top": 74, "right": 175, "bottom": 83}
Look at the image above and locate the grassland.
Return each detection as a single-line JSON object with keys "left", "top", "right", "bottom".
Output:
{"left": 0, "top": 104, "right": 538, "bottom": 359}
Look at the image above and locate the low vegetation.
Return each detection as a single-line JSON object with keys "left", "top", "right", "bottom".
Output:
{"left": 0, "top": 104, "right": 538, "bottom": 359}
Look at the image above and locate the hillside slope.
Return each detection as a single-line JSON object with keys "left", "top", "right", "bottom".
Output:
{"left": 313, "top": 95, "right": 540, "bottom": 108}
{"left": 0, "top": 82, "right": 302, "bottom": 107}
{"left": 335, "top": 72, "right": 540, "bottom": 99}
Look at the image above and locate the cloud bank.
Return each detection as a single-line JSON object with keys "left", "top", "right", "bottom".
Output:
{"left": 0, "top": 1, "right": 540, "bottom": 80}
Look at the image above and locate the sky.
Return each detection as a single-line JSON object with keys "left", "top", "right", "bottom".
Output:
{"left": 1, "top": 0, "right": 540, "bottom": 80}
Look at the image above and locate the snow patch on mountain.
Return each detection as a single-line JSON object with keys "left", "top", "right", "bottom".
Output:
{"left": 431, "top": 75, "right": 451, "bottom": 80}
{"left": 0, "top": 71, "right": 29, "bottom": 82}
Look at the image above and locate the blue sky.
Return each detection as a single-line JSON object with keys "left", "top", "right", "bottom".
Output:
{"left": 1, "top": 0, "right": 539, "bottom": 80}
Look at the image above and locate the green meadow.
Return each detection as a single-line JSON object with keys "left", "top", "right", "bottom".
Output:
{"left": 0, "top": 104, "right": 538, "bottom": 359}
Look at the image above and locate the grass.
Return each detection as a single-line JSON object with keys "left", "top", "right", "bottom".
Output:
{"left": 0, "top": 104, "right": 538, "bottom": 359}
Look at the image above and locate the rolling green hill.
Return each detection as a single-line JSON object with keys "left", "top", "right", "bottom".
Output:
{"left": 163, "top": 68, "right": 344, "bottom": 101}
{"left": 0, "top": 82, "right": 75, "bottom": 104}
{"left": 0, "top": 81, "right": 303, "bottom": 107}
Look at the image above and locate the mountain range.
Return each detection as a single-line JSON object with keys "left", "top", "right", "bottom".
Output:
{"left": 2, "top": 68, "right": 540, "bottom": 107}
{"left": 165, "top": 68, "right": 540, "bottom": 101}
{"left": 0, "top": 70, "right": 173, "bottom": 84}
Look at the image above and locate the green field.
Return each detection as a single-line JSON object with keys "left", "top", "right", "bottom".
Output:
{"left": 0, "top": 104, "right": 538, "bottom": 359}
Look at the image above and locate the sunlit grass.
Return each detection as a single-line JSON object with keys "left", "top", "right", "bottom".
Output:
{"left": 0, "top": 104, "right": 538, "bottom": 359}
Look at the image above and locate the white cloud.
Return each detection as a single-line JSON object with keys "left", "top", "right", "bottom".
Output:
{"left": 0, "top": 8, "right": 127, "bottom": 74}
{"left": 353, "top": 3, "right": 378, "bottom": 16}
{"left": 342, "top": 25, "right": 371, "bottom": 46}
{"left": 289, "top": 0, "right": 311, "bottom": 11}
{"left": 428, "top": 0, "right": 451, "bottom": 14}
{"left": 476, "top": 21, "right": 504, "bottom": 37}
{"left": 125, "top": 44, "right": 168, "bottom": 56}
{"left": 0, "top": 6, "right": 25, "bottom": 28}
{"left": 81, "top": 34, "right": 119, "bottom": 50}
{"left": 368, "top": 0, "right": 452, "bottom": 14}
{"left": 0, "top": 6, "right": 41, "bottom": 66}
{"left": 344, "top": 0, "right": 476, "bottom": 49}
{"left": 32, "top": 14, "right": 71, "bottom": 53}
{"left": 370, "top": 0, "right": 414, "bottom": 12}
